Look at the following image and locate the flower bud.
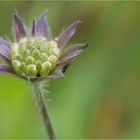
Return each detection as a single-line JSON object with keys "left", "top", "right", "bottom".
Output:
{"left": 32, "top": 49, "right": 40, "bottom": 60}
{"left": 50, "top": 40, "right": 57, "bottom": 48}
{"left": 18, "top": 44, "right": 26, "bottom": 54}
{"left": 26, "top": 56, "right": 35, "bottom": 64}
{"left": 36, "top": 60, "right": 42, "bottom": 72}
{"left": 16, "top": 54, "right": 22, "bottom": 61}
{"left": 24, "top": 49, "right": 30, "bottom": 57}
{"left": 39, "top": 45, "right": 44, "bottom": 52}
{"left": 20, "top": 62, "right": 26, "bottom": 70}
{"left": 12, "top": 60, "right": 21, "bottom": 72}
{"left": 11, "top": 43, "right": 19, "bottom": 59}
{"left": 40, "top": 61, "right": 52, "bottom": 76}
{"left": 27, "top": 42, "right": 34, "bottom": 51}
{"left": 26, "top": 64, "right": 37, "bottom": 76}
{"left": 48, "top": 55, "right": 57, "bottom": 66}
{"left": 50, "top": 47, "right": 60, "bottom": 57}
{"left": 41, "top": 53, "right": 48, "bottom": 61}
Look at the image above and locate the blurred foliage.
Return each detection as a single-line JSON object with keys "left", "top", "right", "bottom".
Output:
{"left": 0, "top": 1, "right": 140, "bottom": 139}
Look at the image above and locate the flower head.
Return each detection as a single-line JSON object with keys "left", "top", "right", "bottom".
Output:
{"left": 0, "top": 10, "right": 87, "bottom": 81}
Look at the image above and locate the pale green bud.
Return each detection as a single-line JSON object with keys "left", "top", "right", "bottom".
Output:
{"left": 41, "top": 52, "right": 48, "bottom": 61}
{"left": 48, "top": 55, "right": 57, "bottom": 65}
{"left": 12, "top": 60, "right": 21, "bottom": 71}
{"left": 15, "top": 55, "right": 22, "bottom": 61}
{"left": 18, "top": 45, "right": 26, "bottom": 54}
{"left": 11, "top": 43, "right": 19, "bottom": 59}
{"left": 19, "top": 38, "right": 27, "bottom": 51}
{"left": 26, "top": 56, "right": 35, "bottom": 64}
{"left": 32, "top": 49, "right": 40, "bottom": 60}
{"left": 40, "top": 45, "right": 46, "bottom": 52}
{"left": 46, "top": 40, "right": 57, "bottom": 52}
{"left": 40, "top": 61, "right": 52, "bottom": 76}
{"left": 11, "top": 43, "right": 18, "bottom": 51}
{"left": 20, "top": 62, "right": 26, "bottom": 70}
{"left": 20, "top": 62, "right": 26, "bottom": 74}
{"left": 50, "top": 40, "right": 57, "bottom": 48}
{"left": 44, "top": 41, "right": 50, "bottom": 51}
{"left": 27, "top": 43, "right": 34, "bottom": 51}
{"left": 24, "top": 49, "right": 30, "bottom": 57}
{"left": 50, "top": 47, "right": 60, "bottom": 57}
{"left": 26, "top": 64, "right": 37, "bottom": 76}
{"left": 36, "top": 60, "right": 42, "bottom": 72}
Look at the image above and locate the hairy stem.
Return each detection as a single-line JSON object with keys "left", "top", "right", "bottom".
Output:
{"left": 31, "top": 80, "right": 56, "bottom": 139}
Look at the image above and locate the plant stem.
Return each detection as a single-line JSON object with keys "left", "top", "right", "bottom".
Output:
{"left": 31, "top": 80, "right": 56, "bottom": 139}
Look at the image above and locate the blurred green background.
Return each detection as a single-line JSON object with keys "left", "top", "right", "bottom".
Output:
{"left": 0, "top": 1, "right": 140, "bottom": 139}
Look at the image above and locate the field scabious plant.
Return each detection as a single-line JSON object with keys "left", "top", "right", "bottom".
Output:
{"left": 0, "top": 10, "right": 87, "bottom": 139}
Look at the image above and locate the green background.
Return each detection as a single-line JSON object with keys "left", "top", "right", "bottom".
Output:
{"left": 0, "top": 1, "right": 140, "bottom": 139}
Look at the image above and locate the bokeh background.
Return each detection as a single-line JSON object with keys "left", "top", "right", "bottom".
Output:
{"left": 0, "top": 1, "right": 140, "bottom": 139}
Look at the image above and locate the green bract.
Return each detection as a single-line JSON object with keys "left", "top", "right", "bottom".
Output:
{"left": 10, "top": 37, "right": 60, "bottom": 77}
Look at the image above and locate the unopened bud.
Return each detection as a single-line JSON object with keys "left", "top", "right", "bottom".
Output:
{"left": 33, "top": 49, "right": 40, "bottom": 60}
{"left": 48, "top": 55, "right": 57, "bottom": 65}
{"left": 50, "top": 47, "right": 60, "bottom": 57}
{"left": 26, "top": 64, "right": 37, "bottom": 76}
{"left": 40, "top": 61, "right": 52, "bottom": 76}
{"left": 18, "top": 44, "right": 26, "bottom": 54}
{"left": 24, "top": 49, "right": 30, "bottom": 57}
{"left": 16, "top": 55, "right": 22, "bottom": 61}
{"left": 11, "top": 43, "right": 18, "bottom": 51}
{"left": 20, "top": 62, "right": 26, "bottom": 70}
{"left": 11, "top": 43, "right": 19, "bottom": 59}
{"left": 50, "top": 40, "right": 57, "bottom": 48}
{"left": 36, "top": 60, "right": 42, "bottom": 72}
{"left": 12, "top": 60, "right": 21, "bottom": 72}
{"left": 41, "top": 53, "right": 48, "bottom": 61}
{"left": 26, "top": 56, "right": 35, "bottom": 64}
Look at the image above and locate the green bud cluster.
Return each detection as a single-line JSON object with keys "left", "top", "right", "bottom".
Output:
{"left": 10, "top": 37, "right": 60, "bottom": 77}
